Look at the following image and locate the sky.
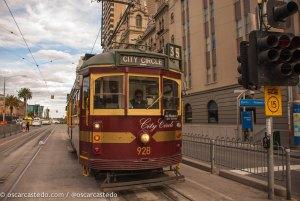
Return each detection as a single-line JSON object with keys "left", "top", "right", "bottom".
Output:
{"left": 0, "top": 0, "right": 102, "bottom": 118}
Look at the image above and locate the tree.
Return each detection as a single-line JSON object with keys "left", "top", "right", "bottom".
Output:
{"left": 5, "top": 95, "right": 19, "bottom": 116}
{"left": 18, "top": 88, "right": 32, "bottom": 116}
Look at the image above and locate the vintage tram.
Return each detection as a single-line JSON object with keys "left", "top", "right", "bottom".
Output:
{"left": 66, "top": 49, "right": 183, "bottom": 189}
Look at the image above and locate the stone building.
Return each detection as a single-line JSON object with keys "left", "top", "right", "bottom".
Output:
{"left": 101, "top": 0, "right": 300, "bottom": 146}
{"left": 101, "top": 0, "right": 150, "bottom": 50}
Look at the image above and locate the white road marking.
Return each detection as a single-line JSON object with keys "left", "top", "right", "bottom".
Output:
{"left": 230, "top": 165, "right": 300, "bottom": 175}
{"left": 185, "top": 178, "right": 235, "bottom": 201}
{"left": 3, "top": 126, "right": 56, "bottom": 201}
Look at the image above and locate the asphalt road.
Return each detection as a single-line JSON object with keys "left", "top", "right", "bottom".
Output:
{"left": 0, "top": 125, "right": 284, "bottom": 201}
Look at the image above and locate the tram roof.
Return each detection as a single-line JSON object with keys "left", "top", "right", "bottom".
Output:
{"left": 80, "top": 49, "right": 181, "bottom": 72}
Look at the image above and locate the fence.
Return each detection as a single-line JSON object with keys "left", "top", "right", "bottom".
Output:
{"left": 182, "top": 133, "right": 287, "bottom": 182}
{"left": 0, "top": 124, "right": 22, "bottom": 138}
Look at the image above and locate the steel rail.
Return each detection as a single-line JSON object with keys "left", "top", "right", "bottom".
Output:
{"left": 2, "top": 126, "right": 56, "bottom": 201}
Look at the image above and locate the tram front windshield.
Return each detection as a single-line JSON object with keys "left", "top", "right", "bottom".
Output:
{"left": 92, "top": 75, "right": 179, "bottom": 111}
{"left": 129, "top": 76, "right": 159, "bottom": 109}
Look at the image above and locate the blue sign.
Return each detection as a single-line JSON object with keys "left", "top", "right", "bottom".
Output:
{"left": 293, "top": 103, "right": 300, "bottom": 146}
{"left": 242, "top": 111, "right": 253, "bottom": 131}
{"left": 240, "top": 99, "right": 265, "bottom": 107}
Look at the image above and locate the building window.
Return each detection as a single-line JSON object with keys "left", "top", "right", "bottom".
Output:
{"left": 208, "top": 100, "right": 218, "bottom": 123}
{"left": 206, "top": 72, "right": 211, "bottom": 83}
{"left": 236, "top": 19, "right": 243, "bottom": 38}
{"left": 185, "top": 103, "right": 192, "bottom": 123}
{"left": 209, "top": 0, "right": 214, "bottom": 17}
{"left": 234, "top": 0, "right": 241, "bottom": 20}
{"left": 212, "top": 66, "right": 217, "bottom": 82}
{"left": 171, "top": 34, "right": 175, "bottom": 43}
{"left": 204, "top": 8, "right": 209, "bottom": 22}
{"left": 136, "top": 15, "right": 142, "bottom": 28}
{"left": 245, "top": 14, "right": 251, "bottom": 35}
{"left": 170, "top": 12, "right": 174, "bottom": 23}
{"left": 206, "top": 37, "right": 210, "bottom": 51}
{"left": 211, "top": 33, "right": 216, "bottom": 50}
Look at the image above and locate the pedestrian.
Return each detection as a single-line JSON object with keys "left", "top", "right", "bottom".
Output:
{"left": 26, "top": 122, "right": 30, "bottom": 132}
{"left": 22, "top": 121, "right": 26, "bottom": 133}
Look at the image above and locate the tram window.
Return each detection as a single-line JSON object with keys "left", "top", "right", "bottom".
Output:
{"left": 129, "top": 76, "right": 159, "bottom": 109}
{"left": 163, "top": 79, "right": 179, "bottom": 110}
{"left": 82, "top": 77, "right": 89, "bottom": 109}
{"left": 94, "top": 76, "right": 124, "bottom": 109}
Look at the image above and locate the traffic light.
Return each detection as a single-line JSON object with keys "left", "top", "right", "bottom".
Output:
{"left": 267, "top": 0, "right": 299, "bottom": 29}
{"left": 248, "top": 30, "right": 300, "bottom": 88}
{"left": 237, "top": 41, "right": 250, "bottom": 89}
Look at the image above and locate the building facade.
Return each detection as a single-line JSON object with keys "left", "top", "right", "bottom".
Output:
{"left": 0, "top": 95, "right": 25, "bottom": 118}
{"left": 101, "top": 1, "right": 126, "bottom": 51}
{"left": 101, "top": 0, "right": 150, "bottom": 50}
{"left": 101, "top": 0, "right": 300, "bottom": 146}
{"left": 27, "top": 104, "right": 44, "bottom": 118}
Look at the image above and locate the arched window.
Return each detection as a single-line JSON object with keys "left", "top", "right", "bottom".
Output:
{"left": 207, "top": 100, "right": 218, "bottom": 123}
{"left": 185, "top": 103, "right": 192, "bottom": 123}
{"left": 136, "top": 15, "right": 142, "bottom": 28}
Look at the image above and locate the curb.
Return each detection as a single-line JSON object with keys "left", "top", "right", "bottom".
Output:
{"left": 182, "top": 157, "right": 286, "bottom": 197}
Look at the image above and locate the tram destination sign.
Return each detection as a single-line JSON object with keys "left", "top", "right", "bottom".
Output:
{"left": 118, "top": 54, "right": 166, "bottom": 68}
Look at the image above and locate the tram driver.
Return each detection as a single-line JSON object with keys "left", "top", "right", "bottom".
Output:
{"left": 130, "top": 89, "right": 147, "bottom": 109}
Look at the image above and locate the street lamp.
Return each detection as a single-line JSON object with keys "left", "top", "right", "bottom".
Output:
{"left": 2, "top": 75, "right": 27, "bottom": 122}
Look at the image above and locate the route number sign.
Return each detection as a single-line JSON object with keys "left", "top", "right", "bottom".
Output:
{"left": 166, "top": 43, "right": 182, "bottom": 60}
{"left": 264, "top": 86, "right": 282, "bottom": 116}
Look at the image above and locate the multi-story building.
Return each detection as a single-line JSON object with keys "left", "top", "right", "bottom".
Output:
{"left": 101, "top": 0, "right": 300, "bottom": 146}
{"left": 27, "top": 104, "right": 44, "bottom": 118}
{"left": 101, "top": 1, "right": 126, "bottom": 51}
{"left": 101, "top": 0, "right": 149, "bottom": 50}
{"left": 181, "top": 0, "right": 300, "bottom": 147}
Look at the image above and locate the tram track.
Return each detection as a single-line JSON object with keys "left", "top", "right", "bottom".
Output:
{"left": 0, "top": 127, "right": 48, "bottom": 158}
{"left": 113, "top": 184, "right": 194, "bottom": 201}
{"left": 0, "top": 126, "right": 56, "bottom": 200}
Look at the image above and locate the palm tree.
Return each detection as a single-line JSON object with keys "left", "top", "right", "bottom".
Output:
{"left": 18, "top": 88, "right": 32, "bottom": 116}
{"left": 5, "top": 95, "right": 19, "bottom": 116}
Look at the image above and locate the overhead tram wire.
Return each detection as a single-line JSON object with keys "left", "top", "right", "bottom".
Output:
{"left": 3, "top": 0, "right": 48, "bottom": 89}
{"left": 90, "top": 24, "right": 101, "bottom": 54}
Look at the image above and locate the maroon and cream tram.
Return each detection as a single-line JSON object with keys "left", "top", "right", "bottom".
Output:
{"left": 67, "top": 49, "right": 183, "bottom": 189}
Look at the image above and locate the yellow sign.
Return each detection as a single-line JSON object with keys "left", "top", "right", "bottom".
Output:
{"left": 264, "top": 86, "right": 282, "bottom": 116}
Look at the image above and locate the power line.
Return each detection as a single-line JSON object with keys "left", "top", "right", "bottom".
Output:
{"left": 90, "top": 25, "right": 101, "bottom": 54}
{"left": 3, "top": 0, "right": 48, "bottom": 88}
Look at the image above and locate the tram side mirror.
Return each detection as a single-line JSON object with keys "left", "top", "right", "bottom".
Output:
{"left": 75, "top": 75, "right": 83, "bottom": 90}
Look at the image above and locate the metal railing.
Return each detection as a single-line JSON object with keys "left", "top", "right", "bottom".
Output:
{"left": 182, "top": 133, "right": 286, "bottom": 182}
{"left": 0, "top": 124, "right": 22, "bottom": 138}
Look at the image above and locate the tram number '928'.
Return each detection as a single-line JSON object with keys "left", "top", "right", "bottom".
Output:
{"left": 137, "top": 147, "right": 151, "bottom": 156}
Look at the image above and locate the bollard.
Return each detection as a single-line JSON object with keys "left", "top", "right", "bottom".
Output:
{"left": 210, "top": 139, "right": 216, "bottom": 174}
{"left": 285, "top": 149, "right": 292, "bottom": 200}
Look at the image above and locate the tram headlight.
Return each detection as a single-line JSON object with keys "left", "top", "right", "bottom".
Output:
{"left": 140, "top": 133, "right": 150, "bottom": 144}
{"left": 94, "top": 123, "right": 100, "bottom": 130}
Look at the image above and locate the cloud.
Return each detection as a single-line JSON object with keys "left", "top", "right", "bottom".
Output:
{"left": 0, "top": 0, "right": 103, "bottom": 117}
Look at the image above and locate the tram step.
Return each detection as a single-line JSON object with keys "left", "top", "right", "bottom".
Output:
{"left": 100, "top": 174, "right": 184, "bottom": 192}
